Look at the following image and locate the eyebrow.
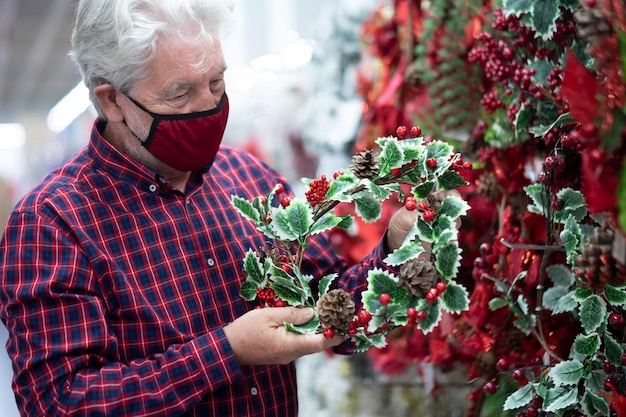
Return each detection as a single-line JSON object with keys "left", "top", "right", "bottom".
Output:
{"left": 162, "top": 65, "right": 228, "bottom": 96}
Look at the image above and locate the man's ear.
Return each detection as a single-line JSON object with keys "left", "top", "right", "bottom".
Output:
{"left": 94, "top": 84, "right": 124, "bottom": 123}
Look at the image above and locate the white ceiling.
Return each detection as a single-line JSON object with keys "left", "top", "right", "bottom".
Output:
{"left": 0, "top": 0, "right": 79, "bottom": 122}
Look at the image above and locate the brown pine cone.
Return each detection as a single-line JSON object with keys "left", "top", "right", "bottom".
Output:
{"left": 316, "top": 289, "right": 355, "bottom": 330}
{"left": 574, "top": 0, "right": 613, "bottom": 47}
{"left": 398, "top": 258, "right": 440, "bottom": 298}
{"left": 476, "top": 171, "right": 500, "bottom": 201}
{"left": 350, "top": 149, "right": 380, "bottom": 180}
{"left": 573, "top": 219, "right": 626, "bottom": 291}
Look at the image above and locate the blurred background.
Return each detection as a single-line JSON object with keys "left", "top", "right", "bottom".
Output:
{"left": 0, "top": 0, "right": 379, "bottom": 415}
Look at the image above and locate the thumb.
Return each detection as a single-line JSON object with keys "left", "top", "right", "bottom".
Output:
{"left": 280, "top": 306, "right": 315, "bottom": 325}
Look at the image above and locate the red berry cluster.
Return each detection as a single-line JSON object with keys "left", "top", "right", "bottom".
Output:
{"left": 255, "top": 287, "right": 286, "bottom": 307}
{"left": 305, "top": 175, "right": 331, "bottom": 207}
{"left": 449, "top": 155, "right": 472, "bottom": 173}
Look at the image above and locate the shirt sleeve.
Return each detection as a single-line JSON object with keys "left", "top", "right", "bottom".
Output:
{"left": 0, "top": 211, "right": 242, "bottom": 416}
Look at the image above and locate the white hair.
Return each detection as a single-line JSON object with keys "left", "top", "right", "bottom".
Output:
{"left": 71, "top": 0, "right": 234, "bottom": 118}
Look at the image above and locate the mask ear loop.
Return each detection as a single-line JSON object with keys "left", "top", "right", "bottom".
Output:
{"left": 120, "top": 92, "right": 160, "bottom": 147}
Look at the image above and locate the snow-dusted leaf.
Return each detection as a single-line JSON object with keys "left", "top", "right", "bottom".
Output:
{"left": 231, "top": 194, "right": 262, "bottom": 224}
{"left": 384, "top": 243, "right": 425, "bottom": 266}
{"left": 546, "top": 264, "right": 575, "bottom": 287}
{"left": 437, "top": 195, "right": 471, "bottom": 220}
{"left": 579, "top": 295, "right": 606, "bottom": 334}
{"left": 503, "top": 384, "right": 534, "bottom": 410}
{"left": 435, "top": 242, "right": 462, "bottom": 279}
{"left": 544, "top": 387, "right": 579, "bottom": 412}
{"left": 417, "top": 298, "right": 443, "bottom": 334}
{"left": 318, "top": 273, "right": 338, "bottom": 296}
{"left": 573, "top": 332, "right": 601, "bottom": 356}
{"left": 354, "top": 194, "right": 382, "bottom": 223}
{"left": 442, "top": 282, "right": 469, "bottom": 313}
{"left": 604, "top": 285, "right": 626, "bottom": 307}
{"left": 604, "top": 333, "right": 624, "bottom": 365}
{"left": 547, "top": 359, "right": 584, "bottom": 386}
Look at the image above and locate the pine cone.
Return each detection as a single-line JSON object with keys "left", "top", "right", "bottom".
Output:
{"left": 573, "top": 220, "right": 626, "bottom": 291}
{"left": 398, "top": 258, "right": 440, "bottom": 298}
{"left": 350, "top": 149, "right": 380, "bottom": 180}
{"left": 477, "top": 171, "right": 500, "bottom": 201}
{"left": 574, "top": 0, "right": 613, "bottom": 47}
{"left": 316, "top": 289, "right": 355, "bottom": 330}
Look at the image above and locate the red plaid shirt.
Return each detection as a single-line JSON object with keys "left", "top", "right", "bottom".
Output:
{"left": 0, "top": 120, "right": 388, "bottom": 416}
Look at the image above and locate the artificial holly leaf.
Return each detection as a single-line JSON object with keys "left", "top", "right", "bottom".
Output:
{"left": 397, "top": 137, "right": 423, "bottom": 162}
{"left": 573, "top": 332, "right": 601, "bottom": 357}
{"left": 503, "top": 384, "right": 534, "bottom": 411}
{"left": 336, "top": 215, "right": 354, "bottom": 230}
{"left": 543, "top": 387, "right": 579, "bottom": 413}
{"left": 366, "top": 180, "right": 392, "bottom": 201}
{"left": 574, "top": 286, "right": 593, "bottom": 301}
{"left": 354, "top": 331, "right": 387, "bottom": 352}
{"left": 292, "top": 268, "right": 314, "bottom": 303}
{"left": 242, "top": 249, "right": 265, "bottom": 286}
{"left": 605, "top": 332, "right": 625, "bottom": 365}
{"left": 579, "top": 294, "right": 606, "bottom": 334}
{"left": 378, "top": 139, "right": 404, "bottom": 173}
{"left": 271, "top": 204, "right": 304, "bottom": 241}
{"left": 437, "top": 195, "right": 471, "bottom": 220}
{"left": 325, "top": 174, "right": 357, "bottom": 202}
{"left": 425, "top": 141, "right": 455, "bottom": 175}
{"left": 582, "top": 391, "right": 610, "bottom": 417}
{"left": 552, "top": 292, "right": 578, "bottom": 315}
{"left": 530, "top": 58, "right": 554, "bottom": 87}
{"left": 562, "top": 49, "right": 599, "bottom": 126}
{"left": 384, "top": 242, "right": 425, "bottom": 266}
{"left": 530, "top": 113, "right": 575, "bottom": 137}
{"left": 503, "top": 0, "right": 535, "bottom": 16}
{"left": 354, "top": 194, "right": 382, "bottom": 223}
{"left": 548, "top": 359, "right": 584, "bottom": 386}
{"left": 542, "top": 286, "right": 570, "bottom": 311}
{"left": 560, "top": 215, "right": 582, "bottom": 265}
{"left": 269, "top": 275, "right": 307, "bottom": 306}
{"left": 414, "top": 181, "right": 435, "bottom": 199}
{"left": 489, "top": 297, "right": 508, "bottom": 311}
{"left": 513, "top": 296, "right": 536, "bottom": 335}
{"left": 514, "top": 104, "right": 534, "bottom": 140}
{"left": 240, "top": 279, "right": 261, "bottom": 301}
{"left": 532, "top": 0, "right": 558, "bottom": 40}
{"left": 435, "top": 242, "right": 462, "bottom": 279}
{"left": 310, "top": 213, "right": 344, "bottom": 235}
{"left": 546, "top": 264, "right": 575, "bottom": 287}
{"left": 362, "top": 269, "right": 404, "bottom": 313}
{"left": 554, "top": 188, "right": 587, "bottom": 223}
{"left": 416, "top": 217, "right": 434, "bottom": 243}
{"left": 604, "top": 285, "right": 626, "bottom": 306}
{"left": 525, "top": 183, "right": 551, "bottom": 217}
{"left": 437, "top": 170, "right": 468, "bottom": 190}
{"left": 442, "top": 282, "right": 469, "bottom": 313}
{"left": 231, "top": 195, "right": 261, "bottom": 224}
{"left": 285, "top": 315, "right": 320, "bottom": 335}
{"left": 317, "top": 274, "right": 337, "bottom": 297}
{"left": 417, "top": 298, "right": 443, "bottom": 334}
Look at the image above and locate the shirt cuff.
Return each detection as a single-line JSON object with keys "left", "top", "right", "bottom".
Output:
{"left": 189, "top": 328, "right": 242, "bottom": 392}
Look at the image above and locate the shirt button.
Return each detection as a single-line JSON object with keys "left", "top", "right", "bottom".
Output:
{"left": 251, "top": 387, "right": 258, "bottom": 396}
{"left": 149, "top": 184, "right": 157, "bottom": 192}
{"left": 207, "top": 258, "right": 215, "bottom": 267}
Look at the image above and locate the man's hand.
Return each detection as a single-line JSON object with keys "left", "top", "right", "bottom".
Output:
{"left": 386, "top": 190, "right": 462, "bottom": 252}
{"left": 223, "top": 307, "right": 345, "bottom": 366}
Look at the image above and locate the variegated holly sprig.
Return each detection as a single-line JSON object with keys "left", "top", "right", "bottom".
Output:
{"left": 231, "top": 126, "right": 471, "bottom": 352}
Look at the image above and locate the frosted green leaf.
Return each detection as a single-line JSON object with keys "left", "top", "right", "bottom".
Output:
{"left": 417, "top": 298, "right": 443, "bottom": 334}
{"left": 326, "top": 174, "right": 357, "bottom": 202}
{"left": 554, "top": 188, "right": 587, "bottom": 223}
{"left": 285, "top": 315, "right": 320, "bottom": 334}
{"left": 417, "top": 217, "right": 434, "bottom": 243}
{"left": 489, "top": 298, "right": 508, "bottom": 311}
{"left": 532, "top": 0, "right": 558, "bottom": 40}
{"left": 503, "top": 384, "right": 534, "bottom": 410}
{"left": 442, "top": 282, "right": 469, "bottom": 314}
{"left": 414, "top": 181, "right": 434, "bottom": 199}
{"left": 503, "top": 0, "right": 535, "bottom": 16}
{"left": 574, "top": 286, "right": 593, "bottom": 301}
{"left": 242, "top": 249, "right": 265, "bottom": 286}
{"left": 397, "top": 137, "right": 423, "bottom": 162}
{"left": 546, "top": 264, "right": 575, "bottom": 287}
{"left": 437, "top": 195, "right": 470, "bottom": 220}
{"left": 378, "top": 139, "right": 404, "bottom": 173}
{"left": 604, "top": 285, "right": 626, "bottom": 306}
{"left": 240, "top": 280, "right": 261, "bottom": 301}
{"left": 231, "top": 195, "right": 261, "bottom": 224}
{"left": 582, "top": 390, "right": 610, "bottom": 417}
{"left": 354, "top": 194, "right": 382, "bottom": 223}
{"left": 561, "top": 215, "right": 582, "bottom": 265}
{"left": 548, "top": 359, "right": 583, "bottom": 386}
{"left": 525, "top": 184, "right": 551, "bottom": 217}
{"left": 542, "top": 286, "right": 569, "bottom": 311}
{"left": 579, "top": 295, "right": 606, "bottom": 334}
{"left": 552, "top": 292, "right": 578, "bottom": 315}
{"left": 435, "top": 242, "right": 462, "bottom": 279}
{"left": 270, "top": 276, "right": 307, "bottom": 306}
{"left": 437, "top": 170, "right": 467, "bottom": 190}
{"left": 573, "top": 333, "right": 601, "bottom": 356}
{"left": 604, "top": 333, "right": 624, "bottom": 365}
{"left": 318, "top": 273, "right": 338, "bottom": 296}
{"left": 366, "top": 180, "right": 391, "bottom": 201}
{"left": 544, "top": 387, "right": 579, "bottom": 412}
{"left": 271, "top": 207, "right": 300, "bottom": 241}
{"left": 310, "top": 213, "right": 344, "bottom": 235}
{"left": 384, "top": 243, "right": 425, "bottom": 267}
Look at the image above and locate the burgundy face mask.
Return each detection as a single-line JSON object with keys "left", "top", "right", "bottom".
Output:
{"left": 124, "top": 93, "right": 229, "bottom": 171}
